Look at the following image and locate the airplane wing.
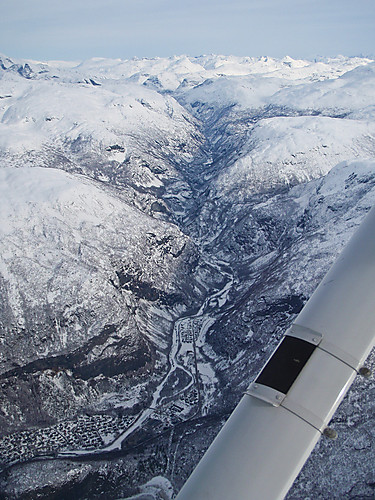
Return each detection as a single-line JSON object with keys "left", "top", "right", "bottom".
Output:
{"left": 176, "top": 206, "right": 375, "bottom": 500}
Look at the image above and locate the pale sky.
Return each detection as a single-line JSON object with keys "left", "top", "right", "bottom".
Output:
{"left": 1, "top": 0, "right": 374, "bottom": 62}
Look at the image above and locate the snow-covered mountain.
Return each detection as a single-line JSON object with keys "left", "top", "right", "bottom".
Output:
{"left": 0, "top": 166, "right": 193, "bottom": 369}
{"left": 0, "top": 53, "right": 375, "bottom": 499}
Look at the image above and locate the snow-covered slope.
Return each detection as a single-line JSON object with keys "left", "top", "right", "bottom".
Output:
{"left": 0, "top": 54, "right": 206, "bottom": 220}
{"left": 213, "top": 116, "right": 375, "bottom": 196}
{"left": 0, "top": 53, "right": 375, "bottom": 499}
{"left": 0, "top": 165, "right": 199, "bottom": 443}
{"left": 270, "top": 62, "right": 375, "bottom": 115}
{"left": 0, "top": 76, "right": 198, "bottom": 155}
{"left": 1, "top": 53, "right": 374, "bottom": 200}
{"left": 0, "top": 166, "right": 190, "bottom": 364}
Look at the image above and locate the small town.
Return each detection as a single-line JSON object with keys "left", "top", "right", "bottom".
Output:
{"left": 0, "top": 413, "right": 135, "bottom": 469}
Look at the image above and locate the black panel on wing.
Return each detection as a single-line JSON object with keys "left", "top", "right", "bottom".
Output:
{"left": 255, "top": 336, "right": 316, "bottom": 395}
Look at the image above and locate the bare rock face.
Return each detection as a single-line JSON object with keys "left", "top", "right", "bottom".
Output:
{"left": 0, "top": 54, "right": 375, "bottom": 499}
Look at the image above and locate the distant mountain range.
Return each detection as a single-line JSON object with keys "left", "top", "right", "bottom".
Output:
{"left": 0, "top": 53, "right": 375, "bottom": 499}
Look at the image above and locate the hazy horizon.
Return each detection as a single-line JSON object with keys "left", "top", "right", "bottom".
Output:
{"left": 1, "top": 0, "right": 375, "bottom": 62}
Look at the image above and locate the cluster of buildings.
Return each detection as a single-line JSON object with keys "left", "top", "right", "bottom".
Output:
{"left": 153, "top": 387, "right": 200, "bottom": 427}
{"left": 179, "top": 318, "right": 201, "bottom": 344}
{"left": 0, "top": 412, "right": 135, "bottom": 469}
